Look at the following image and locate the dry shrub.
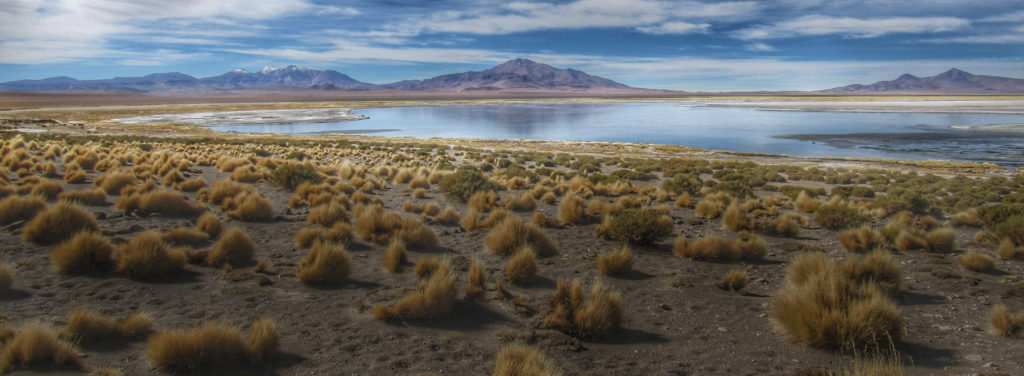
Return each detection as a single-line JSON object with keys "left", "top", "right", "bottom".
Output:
{"left": 432, "top": 207, "right": 460, "bottom": 226}
{"left": 924, "top": 228, "right": 956, "bottom": 252}
{"left": 815, "top": 203, "right": 868, "bottom": 230}
{"left": 988, "top": 305, "right": 1024, "bottom": 337}
{"left": 394, "top": 216, "right": 440, "bottom": 250}
{"left": 382, "top": 239, "right": 407, "bottom": 273}
{"left": 402, "top": 200, "right": 424, "bottom": 214}
{"left": 0, "top": 195, "right": 46, "bottom": 225}
{"left": 949, "top": 209, "right": 982, "bottom": 227}
{"left": 466, "top": 260, "right": 486, "bottom": 298}
{"left": 540, "top": 191, "right": 557, "bottom": 205}
{"left": 23, "top": 201, "right": 99, "bottom": 245}
{"left": 412, "top": 188, "right": 428, "bottom": 198}
{"left": 177, "top": 178, "right": 207, "bottom": 192}
{"left": 96, "top": 172, "right": 135, "bottom": 195}
{"left": 66, "top": 309, "right": 152, "bottom": 340}
{"left": 794, "top": 191, "right": 820, "bottom": 213}
{"left": 206, "top": 180, "right": 251, "bottom": 207}
{"left": 0, "top": 263, "right": 11, "bottom": 290}
{"left": 839, "top": 226, "right": 884, "bottom": 253}
{"left": 0, "top": 324, "right": 83, "bottom": 373}
{"left": 676, "top": 235, "right": 740, "bottom": 261}
{"left": 64, "top": 170, "right": 88, "bottom": 184}
{"left": 772, "top": 252, "right": 903, "bottom": 351}
{"left": 208, "top": 227, "right": 255, "bottom": 267}
{"left": 722, "top": 203, "right": 749, "bottom": 231}
{"left": 492, "top": 343, "right": 562, "bottom": 376}
{"left": 374, "top": 260, "right": 457, "bottom": 321}
{"left": 162, "top": 227, "right": 210, "bottom": 247}
{"left": 195, "top": 212, "right": 223, "bottom": 240}
{"left": 30, "top": 179, "right": 63, "bottom": 200}
{"left": 74, "top": 152, "right": 99, "bottom": 171}
{"left": 116, "top": 231, "right": 186, "bottom": 279}
{"left": 557, "top": 194, "right": 586, "bottom": 224}
{"left": 146, "top": 320, "right": 270, "bottom": 372}
{"left": 541, "top": 279, "right": 623, "bottom": 339}
{"left": 675, "top": 192, "right": 693, "bottom": 208}
{"left": 957, "top": 251, "right": 994, "bottom": 272}
{"left": 597, "top": 209, "right": 674, "bottom": 246}
{"left": 894, "top": 231, "right": 927, "bottom": 252}
{"left": 226, "top": 192, "right": 275, "bottom": 221}
{"left": 504, "top": 246, "right": 538, "bottom": 285}
{"left": 997, "top": 238, "right": 1023, "bottom": 260}
{"left": 308, "top": 201, "right": 349, "bottom": 226}
{"left": 717, "top": 269, "right": 749, "bottom": 291}
{"left": 57, "top": 189, "right": 106, "bottom": 206}
{"left": 596, "top": 247, "right": 633, "bottom": 276}
{"left": 297, "top": 241, "right": 351, "bottom": 285}
{"left": 414, "top": 257, "right": 441, "bottom": 278}
{"left": 355, "top": 205, "right": 400, "bottom": 244}
{"left": 505, "top": 191, "right": 537, "bottom": 212}
{"left": 469, "top": 191, "right": 498, "bottom": 212}
{"left": 423, "top": 202, "right": 441, "bottom": 216}
{"left": 485, "top": 216, "right": 558, "bottom": 257}
{"left": 138, "top": 191, "right": 207, "bottom": 217}
{"left": 672, "top": 236, "right": 688, "bottom": 258}
{"left": 248, "top": 318, "right": 279, "bottom": 361}
{"left": 294, "top": 226, "right": 323, "bottom": 248}
{"left": 51, "top": 231, "right": 115, "bottom": 275}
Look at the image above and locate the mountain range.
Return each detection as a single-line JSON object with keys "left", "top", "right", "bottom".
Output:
{"left": 0, "top": 59, "right": 638, "bottom": 94}
{"left": 3, "top": 60, "right": 1023, "bottom": 94}
{"left": 822, "top": 68, "right": 1024, "bottom": 94}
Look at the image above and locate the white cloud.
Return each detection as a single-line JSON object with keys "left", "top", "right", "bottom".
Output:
{"left": 316, "top": 6, "right": 360, "bottom": 16}
{"left": 636, "top": 22, "right": 710, "bottom": 35}
{"left": 744, "top": 42, "right": 776, "bottom": 51}
{"left": 736, "top": 15, "right": 969, "bottom": 39}
{"left": 981, "top": 10, "right": 1024, "bottom": 23}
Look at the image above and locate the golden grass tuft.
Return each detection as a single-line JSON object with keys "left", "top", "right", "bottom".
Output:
{"left": 485, "top": 216, "right": 559, "bottom": 257}
{"left": 492, "top": 343, "right": 562, "bottom": 376}
{"left": 197, "top": 212, "right": 223, "bottom": 239}
{"left": 162, "top": 227, "right": 210, "bottom": 247}
{"left": 0, "top": 195, "right": 46, "bottom": 225}
{"left": 924, "top": 228, "right": 957, "bottom": 252}
{"left": 66, "top": 309, "right": 153, "bottom": 340}
{"left": 988, "top": 304, "right": 1024, "bottom": 337}
{"left": 894, "top": 230, "right": 928, "bottom": 252}
{"left": 466, "top": 259, "right": 486, "bottom": 298}
{"left": 957, "top": 251, "right": 994, "bottom": 272}
{"left": 382, "top": 239, "right": 407, "bottom": 273}
{"left": 138, "top": 190, "right": 207, "bottom": 217}
{"left": 226, "top": 192, "right": 275, "bottom": 221}
{"left": 997, "top": 238, "right": 1023, "bottom": 260}
{"left": 468, "top": 191, "right": 499, "bottom": 212}
{"left": 57, "top": 188, "right": 107, "bottom": 206}
{"left": 772, "top": 252, "right": 903, "bottom": 352}
{"left": 248, "top": 318, "right": 279, "bottom": 362}
{"left": 308, "top": 201, "right": 349, "bottom": 226}
{"left": 116, "top": 231, "right": 186, "bottom": 279}
{"left": 434, "top": 206, "right": 461, "bottom": 226}
{"left": 839, "top": 226, "right": 884, "bottom": 253}
{"left": 413, "top": 257, "right": 442, "bottom": 278}
{"left": 504, "top": 246, "right": 538, "bottom": 285}
{"left": 0, "top": 323, "right": 83, "bottom": 373}
{"left": 717, "top": 268, "right": 749, "bottom": 291}
{"left": 146, "top": 321, "right": 262, "bottom": 372}
{"left": 297, "top": 241, "right": 351, "bottom": 285}
{"left": 505, "top": 191, "right": 537, "bottom": 212}
{"left": 30, "top": 179, "right": 63, "bottom": 201}
{"left": 96, "top": 172, "right": 135, "bottom": 195}
{"left": 208, "top": 227, "right": 255, "bottom": 267}
{"left": 557, "top": 194, "right": 586, "bottom": 225}
{"left": 23, "top": 201, "right": 99, "bottom": 245}
{"left": 51, "top": 231, "right": 115, "bottom": 275}
{"left": 541, "top": 279, "right": 623, "bottom": 339}
{"left": 375, "top": 260, "right": 457, "bottom": 321}
{"left": 722, "top": 202, "right": 749, "bottom": 231}
{"left": 794, "top": 191, "right": 821, "bottom": 213}
{"left": 675, "top": 192, "right": 693, "bottom": 208}
{"left": 394, "top": 215, "right": 440, "bottom": 250}
{"left": 177, "top": 177, "right": 207, "bottom": 192}
{"left": 596, "top": 246, "right": 633, "bottom": 276}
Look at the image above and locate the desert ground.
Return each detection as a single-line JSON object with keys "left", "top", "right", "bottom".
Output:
{"left": 1, "top": 95, "right": 1023, "bottom": 375}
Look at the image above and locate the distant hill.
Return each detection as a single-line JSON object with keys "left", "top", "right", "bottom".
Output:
{"left": 0, "top": 59, "right": 643, "bottom": 94}
{"left": 822, "top": 68, "right": 1024, "bottom": 94}
{"left": 381, "top": 58, "right": 635, "bottom": 92}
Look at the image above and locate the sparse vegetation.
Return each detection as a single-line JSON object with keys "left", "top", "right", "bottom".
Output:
{"left": 541, "top": 279, "right": 623, "bottom": 339}
{"left": 116, "top": 231, "right": 186, "bottom": 279}
{"left": 208, "top": 227, "right": 255, "bottom": 267}
{"left": 504, "top": 246, "right": 538, "bottom": 285}
{"left": 23, "top": 201, "right": 99, "bottom": 245}
{"left": 297, "top": 241, "right": 351, "bottom": 285}
{"left": 493, "top": 343, "right": 562, "bottom": 376}
{"left": 596, "top": 246, "right": 633, "bottom": 276}
{"left": 51, "top": 231, "right": 115, "bottom": 275}
{"left": 596, "top": 208, "right": 673, "bottom": 246}
{"left": 374, "top": 259, "right": 457, "bottom": 321}
{"left": 485, "top": 216, "right": 559, "bottom": 257}
{"left": 146, "top": 319, "right": 278, "bottom": 372}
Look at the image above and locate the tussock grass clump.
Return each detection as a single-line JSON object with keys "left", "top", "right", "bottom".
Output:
{"left": 839, "top": 226, "right": 884, "bottom": 253}
{"left": 717, "top": 269, "right": 749, "bottom": 291}
{"left": 722, "top": 202, "right": 748, "bottom": 231}
{"left": 772, "top": 252, "right": 903, "bottom": 352}
{"left": 997, "top": 238, "right": 1024, "bottom": 260}
{"left": 596, "top": 208, "right": 674, "bottom": 246}
{"left": 96, "top": 171, "right": 135, "bottom": 195}
{"left": 504, "top": 246, "right": 538, "bottom": 285}
{"left": 138, "top": 190, "right": 207, "bottom": 217}
{"left": 116, "top": 231, "right": 186, "bottom": 279}
{"left": 675, "top": 192, "right": 694, "bottom": 208}
{"left": 434, "top": 207, "right": 461, "bottom": 225}
{"left": 57, "top": 188, "right": 106, "bottom": 206}
{"left": 695, "top": 193, "right": 731, "bottom": 219}
{"left": 205, "top": 180, "right": 252, "bottom": 207}
{"left": 355, "top": 205, "right": 401, "bottom": 244}
{"left": 394, "top": 216, "right": 440, "bottom": 250}
{"left": 492, "top": 343, "right": 562, "bottom": 376}
{"left": 374, "top": 260, "right": 457, "bottom": 321}
{"left": 67, "top": 309, "right": 153, "bottom": 340}
{"left": 957, "top": 251, "right": 994, "bottom": 272}
{"left": 51, "top": 231, "right": 115, "bottom": 275}
{"left": 469, "top": 190, "right": 499, "bottom": 212}
{"left": 0, "top": 324, "right": 83, "bottom": 373}
{"left": 988, "top": 305, "right": 1024, "bottom": 337}
{"left": 924, "top": 228, "right": 957, "bottom": 252}
{"left": 23, "top": 201, "right": 99, "bottom": 245}
{"left": 382, "top": 239, "right": 407, "bottom": 273}
{"left": 794, "top": 191, "right": 821, "bottom": 213}
{"left": 30, "top": 179, "right": 63, "bottom": 201}
{"left": 297, "top": 242, "right": 351, "bottom": 285}
{"left": 226, "top": 192, "right": 275, "bottom": 221}
{"left": 308, "top": 201, "right": 349, "bottom": 226}
{"left": 596, "top": 247, "right": 633, "bottom": 276}
{"left": 0, "top": 263, "right": 11, "bottom": 290}
{"left": 541, "top": 279, "right": 623, "bottom": 339}
{"left": 269, "top": 163, "right": 322, "bottom": 191}
{"left": 894, "top": 230, "right": 928, "bottom": 252}
{"left": 466, "top": 259, "right": 486, "bottom": 298}
{"left": 557, "top": 194, "right": 586, "bottom": 225}
{"left": 505, "top": 191, "right": 537, "bottom": 212}
{"left": 162, "top": 227, "right": 210, "bottom": 248}
{"left": 815, "top": 203, "right": 868, "bottom": 230}
{"left": 247, "top": 318, "right": 279, "bottom": 362}
{"left": 676, "top": 235, "right": 765, "bottom": 261}
{"left": 197, "top": 212, "right": 223, "bottom": 239}
{"left": 485, "top": 216, "right": 558, "bottom": 257}
{"left": 208, "top": 227, "right": 255, "bottom": 267}
{"left": 0, "top": 195, "right": 46, "bottom": 225}
{"left": 146, "top": 320, "right": 274, "bottom": 372}
{"left": 177, "top": 177, "right": 207, "bottom": 192}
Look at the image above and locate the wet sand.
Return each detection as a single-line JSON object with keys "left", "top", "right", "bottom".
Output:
{"left": 700, "top": 99, "right": 1024, "bottom": 114}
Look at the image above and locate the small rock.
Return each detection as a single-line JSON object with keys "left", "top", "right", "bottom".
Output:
{"left": 937, "top": 325, "right": 954, "bottom": 331}
{"left": 659, "top": 304, "right": 671, "bottom": 311}
{"left": 717, "top": 327, "right": 728, "bottom": 333}
{"left": 964, "top": 324, "right": 982, "bottom": 331}
{"left": 965, "top": 354, "right": 984, "bottom": 363}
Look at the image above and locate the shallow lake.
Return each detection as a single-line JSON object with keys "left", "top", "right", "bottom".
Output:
{"left": 195, "top": 102, "right": 1024, "bottom": 167}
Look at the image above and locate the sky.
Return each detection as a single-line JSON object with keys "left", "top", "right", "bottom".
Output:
{"left": 0, "top": 0, "right": 1023, "bottom": 91}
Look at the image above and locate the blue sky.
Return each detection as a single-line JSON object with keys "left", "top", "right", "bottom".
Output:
{"left": 1, "top": 0, "right": 1023, "bottom": 91}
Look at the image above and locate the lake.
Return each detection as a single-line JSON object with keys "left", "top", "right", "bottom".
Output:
{"left": 159, "top": 102, "right": 1024, "bottom": 167}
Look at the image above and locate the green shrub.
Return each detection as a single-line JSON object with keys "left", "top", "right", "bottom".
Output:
{"left": 815, "top": 204, "right": 868, "bottom": 230}
{"left": 662, "top": 174, "right": 702, "bottom": 195}
{"left": 598, "top": 209, "right": 674, "bottom": 245}
{"left": 439, "top": 166, "right": 493, "bottom": 202}
{"left": 995, "top": 215, "right": 1024, "bottom": 245}
{"left": 270, "top": 164, "right": 322, "bottom": 191}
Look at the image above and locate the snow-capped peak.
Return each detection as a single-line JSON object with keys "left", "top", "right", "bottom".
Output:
{"left": 259, "top": 65, "right": 322, "bottom": 74}
{"left": 231, "top": 68, "right": 250, "bottom": 74}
